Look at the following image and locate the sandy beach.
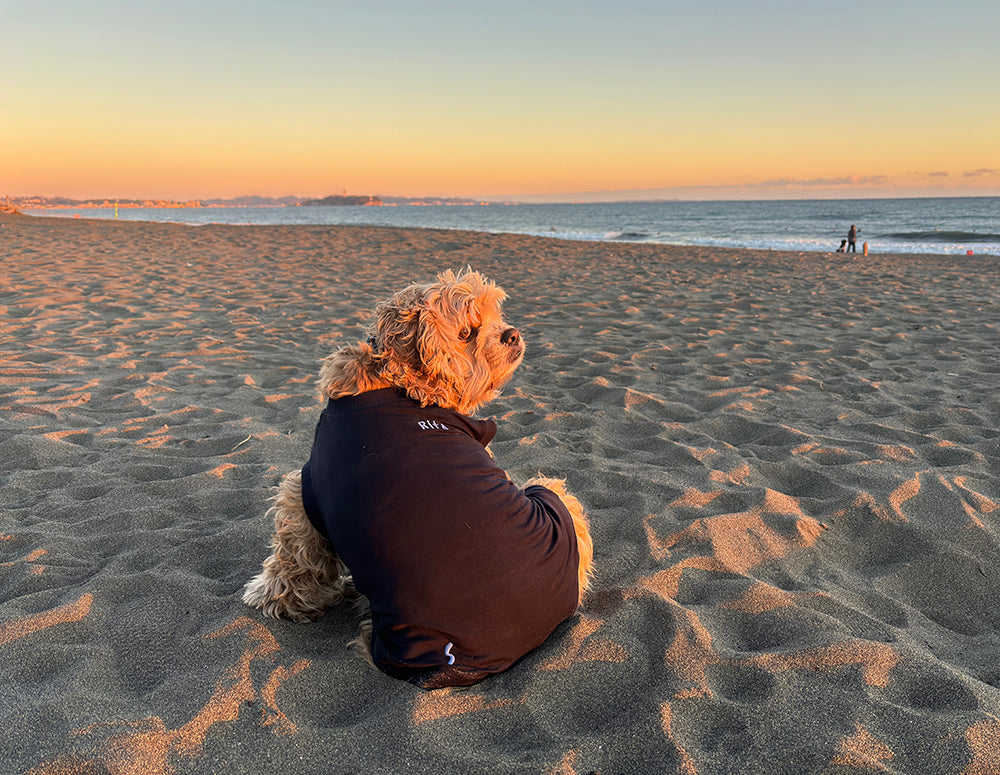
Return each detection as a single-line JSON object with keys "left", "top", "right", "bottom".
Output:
{"left": 3, "top": 211, "right": 1000, "bottom": 774}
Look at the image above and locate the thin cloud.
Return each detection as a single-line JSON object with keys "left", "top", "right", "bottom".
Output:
{"left": 963, "top": 168, "right": 999, "bottom": 177}
{"left": 750, "top": 175, "right": 889, "bottom": 188}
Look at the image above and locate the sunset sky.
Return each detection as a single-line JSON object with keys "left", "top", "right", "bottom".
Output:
{"left": 3, "top": 0, "right": 998, "bottom": 201}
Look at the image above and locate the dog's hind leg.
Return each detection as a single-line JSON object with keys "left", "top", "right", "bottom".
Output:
{"left": 525, "top": 476, "right": 594, "bottom": 607}
{"left": 346, "top": 596, "right": 377, "bottom": 669}
{"left": 243, "top": 470, "right": 349, "bottom": 623}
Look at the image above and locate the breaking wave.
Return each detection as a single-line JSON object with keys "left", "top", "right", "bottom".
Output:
{"left": 884, "top": 230, "right": 1000, "bottom": 243}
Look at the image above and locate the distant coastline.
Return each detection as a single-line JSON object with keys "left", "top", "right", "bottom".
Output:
{"left": 4, "top": 194, "right": 497, "bottom": 210}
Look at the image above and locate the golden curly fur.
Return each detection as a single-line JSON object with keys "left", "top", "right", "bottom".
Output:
{"left": 242, "top": 268, "right": 593, "bottom": 671}
{"left": 316, "top": 268, "right": 522, "bottom": 414}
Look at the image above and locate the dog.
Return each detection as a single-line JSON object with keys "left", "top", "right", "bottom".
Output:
{"left": 835, "top": 239, "right": 848, "bottom": 252}
{"left": 243, "top": 268, "right": 594, "bottom": 688}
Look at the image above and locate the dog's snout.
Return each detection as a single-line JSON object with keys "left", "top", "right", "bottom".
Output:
{"left": 501, "top": 327, "right": 520, "bottom": 347}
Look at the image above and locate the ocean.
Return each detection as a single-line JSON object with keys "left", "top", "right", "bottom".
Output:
{"left": 25, "top": 196, "right": 1000, "bottom": 256}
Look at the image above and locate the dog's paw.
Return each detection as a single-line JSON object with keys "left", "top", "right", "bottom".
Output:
{"left": 242, "top": 571, "right": 350, "bottom": 623}
{"left": 242, "top": 573, "right": 310, "bottom": 623}
{"left": 241, "top": 573, "right": 271, "bottom": 609}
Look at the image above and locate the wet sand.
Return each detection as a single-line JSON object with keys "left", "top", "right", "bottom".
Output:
{"left": 3, "top": 212, "right": 1000, "bottom": 774}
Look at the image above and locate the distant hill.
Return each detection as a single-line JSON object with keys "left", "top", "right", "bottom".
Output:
{"left": 300, "top": 195, "right": 382, "bottom": 206}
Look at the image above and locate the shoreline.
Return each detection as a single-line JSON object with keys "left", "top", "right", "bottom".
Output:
{"left": 6, "top": 209, "right": 990, "bottom": 261}
{"left": 15, "top": 203, "right": 1000, "bottom": 258}
{"left": 3, "top": 214, "right": 1000, "bottom": 773}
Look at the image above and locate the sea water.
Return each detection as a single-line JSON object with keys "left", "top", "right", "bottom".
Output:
{"left": 26, "top": 197, "right": 1000, "bottom": 256}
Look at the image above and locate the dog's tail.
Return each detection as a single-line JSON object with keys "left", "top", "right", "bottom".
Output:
{"left": 525, "top": 475, "right": 594, "bottom": 606}
{"left": 317, "top": 343, "right": 389, "bottom": 400}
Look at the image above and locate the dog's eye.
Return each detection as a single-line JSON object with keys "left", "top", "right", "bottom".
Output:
{"left": 459, "top": 326, "right": 479, "bottom": 342}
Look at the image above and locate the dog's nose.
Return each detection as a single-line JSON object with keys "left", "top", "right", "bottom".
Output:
{"left": 501, "top": 327, "right": 520, "bottom": 347}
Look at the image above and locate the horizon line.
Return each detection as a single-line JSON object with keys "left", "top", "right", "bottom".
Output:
{"left": 9, "top": 191, "right": 1000, "bottom": 207}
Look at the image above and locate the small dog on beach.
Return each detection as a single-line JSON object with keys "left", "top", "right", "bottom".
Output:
{"left": 243, "top": 268, "right": 593, "bottom": 688}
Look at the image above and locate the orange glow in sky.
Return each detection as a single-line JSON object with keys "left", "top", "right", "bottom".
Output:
{"left": 3, "top": 1, "right": 998, "bottom": 201}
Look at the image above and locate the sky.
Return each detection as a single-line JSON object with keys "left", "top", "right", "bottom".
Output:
{"left": 2, "top": 0, "right": 999, "bottom": 202}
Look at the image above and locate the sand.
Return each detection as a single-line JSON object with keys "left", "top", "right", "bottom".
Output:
{"left": 2, "top": 211, "right": 1000, "bottom": 774}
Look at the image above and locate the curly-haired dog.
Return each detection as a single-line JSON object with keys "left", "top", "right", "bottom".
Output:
{"left": 243, "top": 268, "right": 594, "bottom": 688}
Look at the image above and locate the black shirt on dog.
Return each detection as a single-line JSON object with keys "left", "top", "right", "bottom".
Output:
{"left": 300, "top": 388, "right": 580, "bottom": 688}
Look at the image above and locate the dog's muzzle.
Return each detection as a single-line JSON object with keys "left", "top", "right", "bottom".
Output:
{"left": 501, "top": 327, "right": 524, "bottom": 362}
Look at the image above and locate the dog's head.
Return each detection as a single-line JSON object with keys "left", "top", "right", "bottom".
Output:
{"left": 319, "top": 268, "right": 524, "bottom": 415}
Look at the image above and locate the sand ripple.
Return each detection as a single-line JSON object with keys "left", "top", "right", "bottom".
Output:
{"left": 3, "top": 215, "right": 1000, "bottom": 773}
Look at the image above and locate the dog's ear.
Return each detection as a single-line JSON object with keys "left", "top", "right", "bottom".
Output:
{"left": 411, "top": 287, "right": 474, "bottom": 407}
{"left": 373, "top": 286, "right": 425, "bottom": 365}
{"left": 372, "top": 283, "right": 462, "bottom": 407}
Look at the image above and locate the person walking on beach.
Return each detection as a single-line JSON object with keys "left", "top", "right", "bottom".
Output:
{"left": 848, "top": 224, "right": 859, "bottom": 252}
